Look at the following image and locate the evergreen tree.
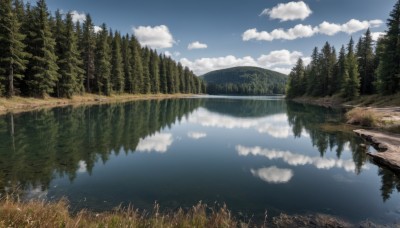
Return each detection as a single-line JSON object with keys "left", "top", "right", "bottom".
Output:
{"left": 82, "top": 14, "right": 96, "bottom": 93}
{"left": 357, "top": 29, "right": 376, "bottom": 94}
{"left": 129, "top": 36, "right": 143, "bottom": 94}
{"left": 184, "top": 67, "right": 191, "bottom": 93}
{"left": 342, "top": 37, "right": 360, "bottom": 99}
{"left": 111, "top": 32, "right": 124, "bottom": 93}
{"left": 95, "top": 23, "right": 111, "bottom": 95}
{"left": 141, "top": 47, "right": 151, "bottom": 94}
{"left": 336, "top": 45, "right": 348, "bottom": 94}
{"left": 159, "top": 55, "right": 168, "bottom": 93}
{"left": 177, "top": 63, "right": 185, "bottom": 93}
{"left": 0, "top": 0, "right": 28, "bottom": 97}
{"left": 149, "top": 50, "right": 160, "bottom": 94}
{"left": 57, "top": 12, "right": 84, "bottom": 98}
{"left": 286, "top": 58, "right": 305, "bottom": 98}
{"left": 121, "top": 34, "right": 132, "bottom": 93}
{"left": 166, "top": 57, "right": 176, "bottom": 93}
{"left": 24, "top": 0, "right": 59, "bottom": 97}
{"left": 377, "top": 0, "right": 400, "bottom": 94}
{"left": 306, "top": 47, "right": 320, "bottom": 95}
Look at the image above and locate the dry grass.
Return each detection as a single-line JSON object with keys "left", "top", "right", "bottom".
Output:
{"left": 345, "top": 94, "right": 400, "bottom": 107}
{"left": 0, "top": 93, "right": 196, "bottom": 115}
{"left": 0, "top": 198, "right": 248, "bottom": 228}
{"left": 346, "top": 107, "right": 379, "bottom": 127}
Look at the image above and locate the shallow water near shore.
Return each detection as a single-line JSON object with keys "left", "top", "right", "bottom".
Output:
{"left": 0, "top": 96, "right": 399, "bottom": 224}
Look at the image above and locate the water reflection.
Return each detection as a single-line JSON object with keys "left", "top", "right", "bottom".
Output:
{"left": 0, "top": 96, "right": 399, "bottom": 213}
{"left": 236, "top": 145, "right": 360, "bottom": 173}
{"left": 187, "top": 132, "right": 207, "bottom": 139}
{"left": 0, "top": 99, "right": 203, "bottom": 196}
{"left": 250, "top": 166, "right": 293, "bottom": 184}
{"left": 136, "top": 133, "right": 173, "bottom": 153}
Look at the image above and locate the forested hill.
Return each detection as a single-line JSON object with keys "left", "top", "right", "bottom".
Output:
{"left": 0, "top": 0, "right": 204, "bottom": 98}
{"left": 201, "top": 67, "right": 287, "bottom": 95}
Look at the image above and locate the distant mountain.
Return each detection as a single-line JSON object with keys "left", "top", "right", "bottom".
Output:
{"left": 200, "top": 66, "right": 288, "bottom": 95}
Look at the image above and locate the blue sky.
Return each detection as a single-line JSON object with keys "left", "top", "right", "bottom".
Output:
{"left": 40, "top": 0, "right": 396, "bottom": 75}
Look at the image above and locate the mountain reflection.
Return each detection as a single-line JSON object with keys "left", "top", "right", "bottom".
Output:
{"left": 0, "top": 99, "right": 203, "bottom": 196}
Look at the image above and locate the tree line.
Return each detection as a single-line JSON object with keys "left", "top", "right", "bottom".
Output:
{"left": 287, "top": 0, "right": 400, "bottom": 99}
{"left": 0, "top": 0, "right": 205, "bottom": 98}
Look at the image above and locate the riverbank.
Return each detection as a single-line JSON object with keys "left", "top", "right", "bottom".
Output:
{"left": 0, "top": 94, "right": 196, "bottom": 115}
{"left": 0, "top": 199, "right": 389, "bottom": 227}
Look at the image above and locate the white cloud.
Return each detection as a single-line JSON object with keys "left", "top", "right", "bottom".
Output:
{"left": 133, "top": 25, "right": 175, "bottom": 49}
{"left": 94, "top": 26, "right": 102, "bottom": 33}
{"left": 371, "top": 32, "right": 385, "bottom": 41}
{"left": 174, "top": 51, "right": 181, "bottom": 57}
{"left": 260, "top": 1, "right": 312, "bottom": 21}
{"left": 136, "top": 133, "right": 173, "bottom": 153}
{"left": 243, "top": 25, "right": 317, "bottom": 41}
{"left": 251, "top": 166, "right": 293, "bottom": 183}
{"left": 188, "top": 41, "right": 208, "bottom": 50}
{"left": 187, "top": 131, "right": 207, "bottom": 139}
{"left": 180, "top": 49, "right": 307, "bottom": 75}
{"left": 243, "top": 19, "right": 384, "bottom": 42}
{"left": 70, "top": 10, "right": 86, "bottom": 23}
{"left": 236, "top": 145, "right": 364, "bottom": 172}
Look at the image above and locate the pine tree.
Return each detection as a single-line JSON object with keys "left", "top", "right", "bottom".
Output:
{"left": 159, "top": 55, "right": 168, "bottom": 93}
{"left": 121, "top": 34, "right": 132, "bottom": 93}
{"left": 141, "top": 47, "right": 151, "bottom": 94}
{"left": 0, "top": 0, "right": 28, "bottom": 97}
{"left": 149, "top": 50, "right": 160, "bottom": 94}
{"left": 95, "top": 23, "right": 111, "bottom": 95}
{"left": 177, "top": 63, "right": 185, "bottom": 93}
{"left": 57, "top": 12, "right": 84, "bottom": 98}
{"left": 166, "top": 57, "right": 176, "bottom": 93}
{"left": 357, "top": 29, "right": 376, "bottom": 94}
{"left": 342, "top": 37, "right": 360, "bottom": 99}
{"left": 129, "top": 36, "right": 143, "bottom": 94}
{"left": 24, "top": 0, "right": 59, "bottom": 97}
{"left": 82, "top": 14, "right": 96, "bottom": 93}
{"left": 287, "top": 58, "right": 305, "bottom": 98}
{"left": 336, "top": 45, "right": 348, "bottom": 94}
{"left": 184, "top": 67, "right": 191, "bottom": 93}
{"left": 111, "top": 31, "right": 124, "bottom": 93}
{"left": 307, "top": 47, "right": 320, "bottom": 95}
{"left": 377, "top": 0, "right": 400, "bottom": 94}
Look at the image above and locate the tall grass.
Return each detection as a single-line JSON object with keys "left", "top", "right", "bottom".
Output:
{"left": 0, "top": 198, "right": 248, "bottom": 228}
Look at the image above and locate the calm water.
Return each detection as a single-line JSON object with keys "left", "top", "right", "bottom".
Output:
{"left": 0, "top": 96, "right": 399, "bottom": 224}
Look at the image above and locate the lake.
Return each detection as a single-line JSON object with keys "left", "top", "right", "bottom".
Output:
{"left": 0, "top": 96, "right": 399, "bottom": 224}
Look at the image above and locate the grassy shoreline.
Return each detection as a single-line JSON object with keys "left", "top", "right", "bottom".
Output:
{"left": 0, "top": 199, "right": 375, "bottom": 228}
{"left": 0, "top": 93, "right": 197, "bottom": 115}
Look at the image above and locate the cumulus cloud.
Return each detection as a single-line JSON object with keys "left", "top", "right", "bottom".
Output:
{"left": 188, "top": 41, "right": 208, "bottom": 50}
{"left": 243, "top": 24, "right": 317, "bottom": 41}
{"left": 243, "top": 19, "right": 384, "bottom": 42}
{"left": 260, "top": 1, "right": 312, "bottom": 21}
{"left": 94, "top": 26, "right": 102, "bottom": 33}
{"left": 70, "top": 10, "right": 86, "bottom": 23}
{"left": 136, "top": 133, "right": 173, "bottom": 153}
{"left": 187, "top": 108, "right": 292, "bottom": 138}
{"left": 180, "top": 49, "right": 307, "bottom": 75}
{"left": 236, "top": 145, "right": 363, "bottom": 172}
{"left": 187, "top": 131, "right": 207, "bottom": 139}
{"left": 251, "top": 166, "right": 294, "bottom": 183}
{"left": 133, "top": 25, "right": 175, "bottom": 49}
{"left": 371, "top": 32, "right": 385, "bottom": 41}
